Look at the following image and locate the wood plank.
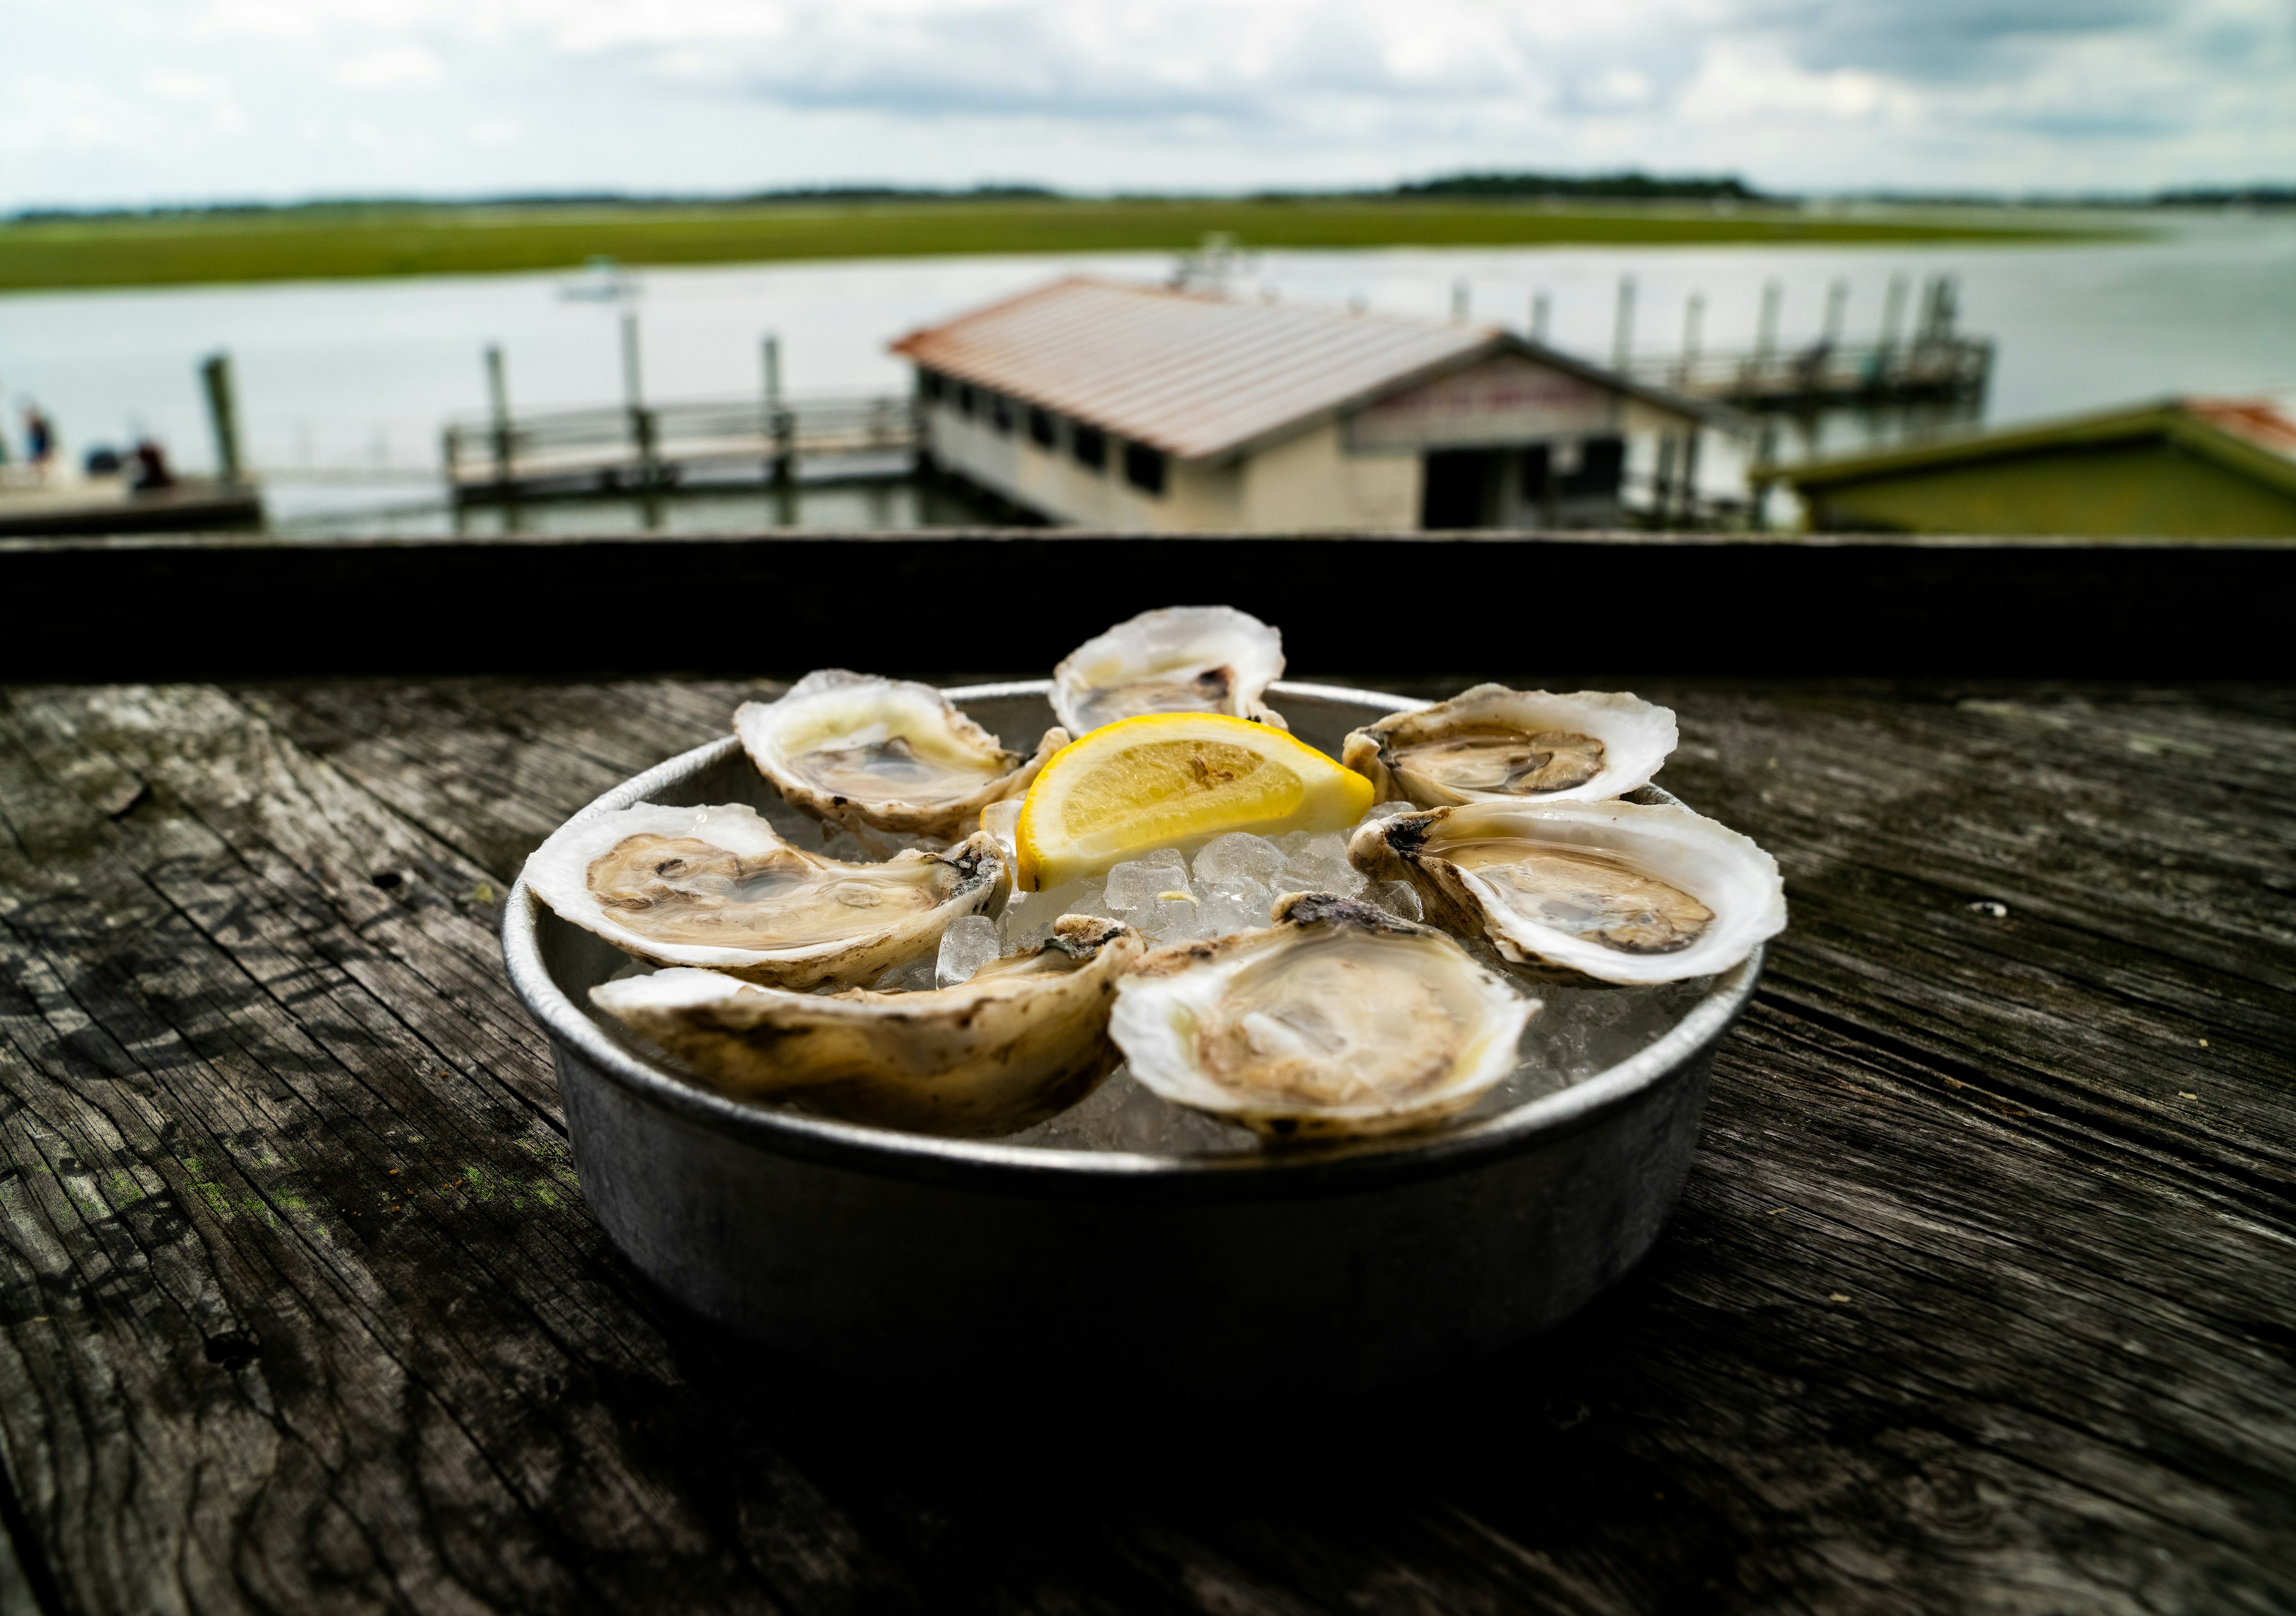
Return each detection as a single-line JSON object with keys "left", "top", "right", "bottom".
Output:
{"left": 0, "top": 674, "right": 2290, "bottom": 1614}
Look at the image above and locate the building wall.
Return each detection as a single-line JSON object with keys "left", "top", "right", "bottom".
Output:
{"left": 923, "top": 397, "right": 1248, "bottom": 530}
{"left": 1802, "top": 439, "right": 2296, "bottom": 538}
{"left": 1241, "top": 422, "right": 1421, "bottom": 532}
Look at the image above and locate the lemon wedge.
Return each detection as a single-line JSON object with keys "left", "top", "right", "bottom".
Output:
{"left": 1014, "top": 713, "right": 1373, "bottom": 891}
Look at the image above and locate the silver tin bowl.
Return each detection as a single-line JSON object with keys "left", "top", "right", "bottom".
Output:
{"left": 502, "top": 681, "right": 1761, "bottom": 1397}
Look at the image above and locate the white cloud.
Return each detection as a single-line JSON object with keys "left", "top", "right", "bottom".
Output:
{"left": 0, "top": 0, "right": 2289, "bottom": 206}
{"left": 335, "top": 46, "right": 445, "bottom": 89}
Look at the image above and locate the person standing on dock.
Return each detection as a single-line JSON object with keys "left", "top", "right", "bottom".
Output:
{"left": 22, "top": 405, "right": 56, "bottom": 479}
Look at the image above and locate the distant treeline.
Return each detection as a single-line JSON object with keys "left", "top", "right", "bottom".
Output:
{"left": 11, "top": 169, "right": 2276, "bottom": 226}
{"left": 1387, "top": 172, "right": 1765, "bottom": 201}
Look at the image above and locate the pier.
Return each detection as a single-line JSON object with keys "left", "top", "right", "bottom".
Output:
{"left": 442, "top": 392, "right": 920, "bottom": 502}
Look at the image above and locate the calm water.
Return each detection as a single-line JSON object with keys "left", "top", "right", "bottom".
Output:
{"left": 1, "top": 211, "right": 2289, "bottom": 530}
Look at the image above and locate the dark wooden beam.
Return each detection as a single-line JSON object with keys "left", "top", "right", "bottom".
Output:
{"left": 7, "top": 529, "right": 2291, "bottom": 681}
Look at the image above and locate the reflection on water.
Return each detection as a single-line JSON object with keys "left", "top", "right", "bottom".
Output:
{"left": 274, "top": 468, "right": 1007, "bottom": 539}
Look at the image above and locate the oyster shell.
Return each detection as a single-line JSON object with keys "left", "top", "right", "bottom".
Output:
{"left": 737, "top": 670, "right": 1066, "bottom": 840}
{"left": 1109, "top": 892, "right": 1535, "bottom": 1139}
{"left": 523, "top": 801, "right": 1004, "bottom": 991}
{"left": 1052, "top": 606, "right": 1286, "bottom": 734}
{"left": 1342, "top": 686, "right": 1677, "bottom": 808}
{"left": 590, "top": 916, "right": 1145, "bottom": 1136}
{"left": 1348, "top": 800, "right": 1785, "bottom": 986}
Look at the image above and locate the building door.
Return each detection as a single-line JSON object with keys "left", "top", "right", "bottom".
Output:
{"left": 1421, "top": 449, "right": 1500, "bottom": 529}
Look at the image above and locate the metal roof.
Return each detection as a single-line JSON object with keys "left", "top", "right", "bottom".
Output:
{"left": 890, "top": 276, "right": 1707, "bottom": 462}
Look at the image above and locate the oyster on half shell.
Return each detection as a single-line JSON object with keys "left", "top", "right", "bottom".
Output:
{"left": 523, "top": 801, "right": 1004, "bottom": 991}
{"left": 1052, "top": 605, "right": 1286, "bottom": 734}
{"left": 1110, "top": 892, "right": 1535, "bottom": 1139}
{"left": 1348, "top": 799, "right": 1784, "bottom": 986}
{"left": 737, "top": 670, "right": 1066, "bottom": 840}
{"left": 590, "top": 916, "right": 1144, "bottom": 1136}
{"left": 1342, "top": 686, "right": 1677, "bottom": 809}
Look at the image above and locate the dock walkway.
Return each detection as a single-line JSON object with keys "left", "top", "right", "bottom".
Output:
{"left": 0, "top": 667, "right": 2289, "bottom": 1612}
{"left": 442, "top": 393, "right": 918, "bottom": 501}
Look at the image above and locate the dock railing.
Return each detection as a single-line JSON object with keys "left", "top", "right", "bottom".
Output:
{"left": 442, "top": 392, "right": 919, "bottom": 499}
{"left": 1624, "top": 336, "right": 1993, "bottom": 410}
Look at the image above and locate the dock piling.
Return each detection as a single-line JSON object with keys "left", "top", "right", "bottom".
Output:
{"left": 1678, "top": 292, "right": 1706, "bottom": 386}
{"left": 1531, "top": 291, "right": 1552, "bottom": 344}
{"left": 1612, "top": 276, "right": 1637, "bottom": 371}
{"left": 619, "top": 312, "right": 659, "bottom": 488}
{"left": 199, "top": 353, "right": 243, "bottom": 487}
{"left": 484, "top": 344, "right": 512, "bottom": 487}
{"left": 763, "top": 334, "right": 794, "bottom": 491}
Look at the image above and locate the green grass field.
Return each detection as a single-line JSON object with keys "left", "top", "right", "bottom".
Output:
{"left": 0, "top": 197, "right": 2119, "bottom": 294}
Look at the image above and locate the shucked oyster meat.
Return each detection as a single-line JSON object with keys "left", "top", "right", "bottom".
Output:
{"left": 1110, "top": 892, "right": 1535, "bottom": 1139}
{"left": 1052, "top": 605, "right": 1287, "bottom": 734}
{"left": 737, "top": 670, "right": 1066, "bottom": 840}
{"left": 523, "top": 801, "right": 1004, "bottom": 991}
{"left": 591, "top": 915, "right": 1146, "bottom": 1136}
{"left": 1343, "top": 686, "right": 1677, "bottom": 809}
{"left": 1349, "top": 799, "right": 1785, "bottom": 986}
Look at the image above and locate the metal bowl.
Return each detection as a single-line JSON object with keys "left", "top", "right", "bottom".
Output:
{"left": 502, "top": 681, "right": 1761, "bottom": 1397}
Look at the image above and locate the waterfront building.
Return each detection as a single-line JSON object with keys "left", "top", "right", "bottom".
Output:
{"left": 892, "top": 277, "right": 1716, "bottom": 532}
{"left": 1764, "top": 397, "right": 2296, "bottom": 538}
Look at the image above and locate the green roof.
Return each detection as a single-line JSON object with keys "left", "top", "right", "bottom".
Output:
{"left": 1765, "top": 398, "right": 2296, "bottom": 502}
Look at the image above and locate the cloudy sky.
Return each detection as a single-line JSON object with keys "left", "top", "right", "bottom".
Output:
{"left": 4, "top": 0, "right": 2290, "bottom": 211}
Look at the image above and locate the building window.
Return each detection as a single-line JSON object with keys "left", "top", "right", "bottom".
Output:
{"left": 919, "top": 370, "right": 945, "bottom": 403}
{"left": 955, "top": 383, "right": 976, "bottom": 418}
{"left": 990, "top": 394, "right": 1013, "bottom": 435}
{"left": 1123, "top": 441, "right": 1167, "bottom": 495}
{"left": 1071, "top": 423, "right": 1107, "bottom": 469}
{"left": 1559, "top": 436, "right": 1625, "bottom": 498}
{"left": 1028, "top": 407, "right": 1057, "bottom": 449}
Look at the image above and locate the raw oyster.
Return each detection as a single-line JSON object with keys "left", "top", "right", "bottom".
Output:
{"left": 523, "top": 801, "right": 1004, "bottom": 991}
{"left": 1052, "top": 606, "right": 1286, "bottom": 734}
{"left": 590, "top": 916, "right": 1144, "bottom": 1136}
{"left": 1348, "top": 800, "right": 1785, "bottom": 986}
{"left": 1109, "top": 892, "right": 1535, "bottom": 1139}
{"left": 1342, "top": 686, "right": 1676, "bottom": 808}
{"left": 737, "top": 670, "right": 1066, "bottom": 840}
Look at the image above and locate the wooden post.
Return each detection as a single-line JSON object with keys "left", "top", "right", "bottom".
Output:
{"left": 1451, "top": 281, "right": 1471, "bottom": 324}
{"left": 1678, "top": 292, "right": 1705, "bottom": 387}
{"left": 620, "top": 312, "right": 657, "bottom": 487}
{"left": 1653, "top": 432, "right": 1678, "bottom": 525}
{"left": 1748, "top": 280, "right": 1781, "bottom": 394}
{"left": 763, "top": 334, "right": 793, "bottom": 490}
{"left": 484, "top": 344, "right": 512, "bottom": 488}
{"left": 199, "top": 352, "right": 243, "bottom": 486}
{"left": 1822, "top": 279, "right": 1848, "bottom": 347}
{"left": 1611, "top": 276, "right": 1636, "bottom": 372}
{"left": 1530, "top": 292, "right": 1552, "bottom": 344}
{"left": 1879, "top": 275, "right": 1909, "bottom": 356}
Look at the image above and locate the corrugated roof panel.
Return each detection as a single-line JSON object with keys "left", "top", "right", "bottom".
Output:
{"left": 891, "top": 278, "right": 1496, "bottom": 460}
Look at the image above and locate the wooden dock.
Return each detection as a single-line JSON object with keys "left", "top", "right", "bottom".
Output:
{"left": 0, "top": 474, "right": 259, "bottom": 537}
{"left": 1625, "top": 335, "right": 1993, "bottom": 410}
{"left": 442, "top": 394, "right": 919, "bottom": 502}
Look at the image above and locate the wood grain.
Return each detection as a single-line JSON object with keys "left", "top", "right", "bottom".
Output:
{"left": 1, "top": 674, "right": 2290, "bottom": 1614}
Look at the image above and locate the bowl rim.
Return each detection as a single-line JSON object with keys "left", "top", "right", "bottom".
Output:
{"left": 501, "top": 678, "right": 1761, "bottom": 1201}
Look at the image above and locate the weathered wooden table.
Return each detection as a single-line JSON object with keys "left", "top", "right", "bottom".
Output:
{"left": 2, "top": 675, "right": 2289, "bottom": 1613}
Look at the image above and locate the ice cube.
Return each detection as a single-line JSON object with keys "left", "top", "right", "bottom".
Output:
{"left": 870, "top": 954, "right": 938, "bottom": 993}
{"left": 1103, "top": 849, "right": 1192, "bottom": 911}
{"left": 936, "top": 913, "right": 1001, "bottom": 987}
{"left": 1196, "top": 877, "right": 1274, "bottom": 935}
{"left": 1366, "top": 880, "right": 1423, "bottom": 922}
{"left": 1192, "top": 831, "right": 1285, "bottom": 888}
{"left": 1276, "top": 831, "right": 1366, "bottom": 898}
{"left": 1357, "top": 799, "right": 1418, "bottom": 825}
{"left": 979, "top": 798, "right": 1022, "bottom": 867}
{"left": 999, "top": 876, "right": 1112, "bottom": 951}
